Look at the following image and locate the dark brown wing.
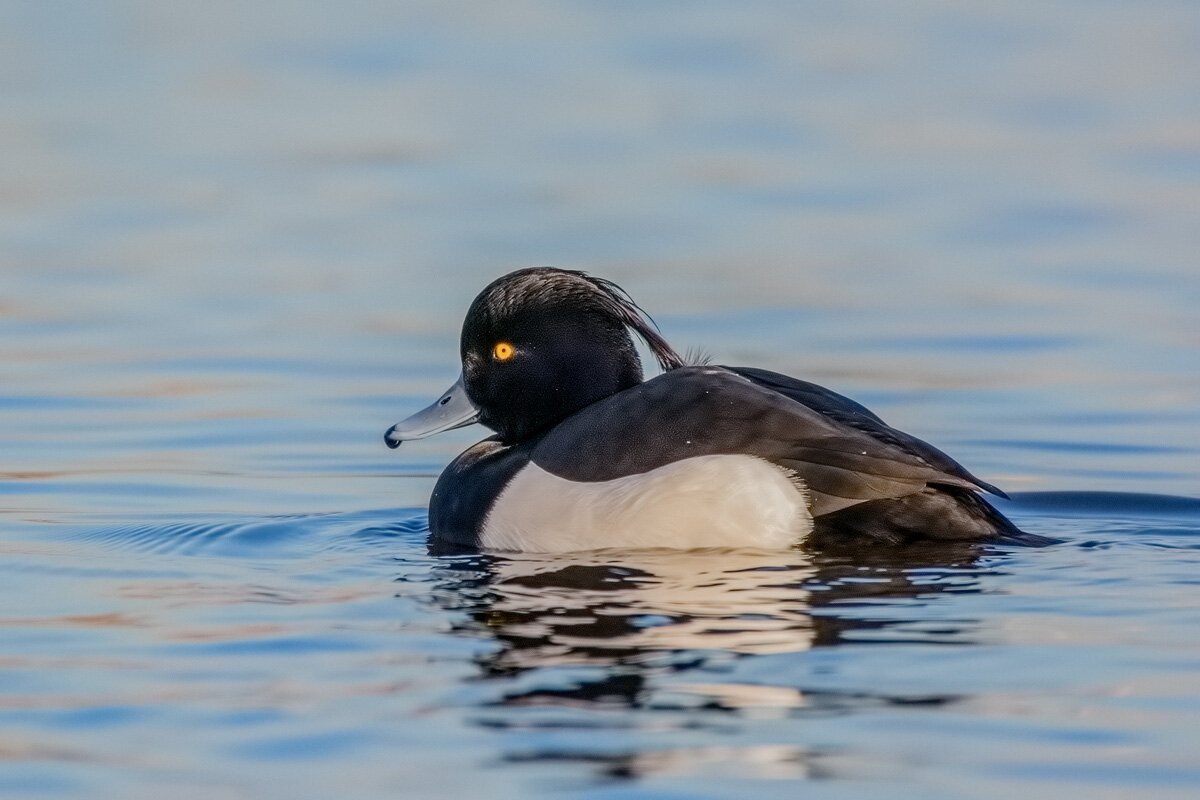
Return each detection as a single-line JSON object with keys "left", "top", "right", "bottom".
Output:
{"left": 532, "top": 366, "right": 1002, "bottom": 517}
{"left": 728, "top": 366, "right": 1007, "bottom": 498}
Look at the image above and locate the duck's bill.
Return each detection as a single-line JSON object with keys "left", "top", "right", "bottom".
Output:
{"left": 384, "top": 374, "right": 480, "bottom": 448}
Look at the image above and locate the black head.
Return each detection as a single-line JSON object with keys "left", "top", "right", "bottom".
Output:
{"left": 459, "top": 268, "right": 685, "bottom": 443}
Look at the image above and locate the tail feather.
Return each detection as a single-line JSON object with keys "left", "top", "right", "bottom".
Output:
{"left": 809, "top": 486, "right": 1056, "bottom": 548}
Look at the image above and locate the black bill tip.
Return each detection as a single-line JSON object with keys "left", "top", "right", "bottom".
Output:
{"left": 384, "top": 426, "right": 403, "bottom": 449}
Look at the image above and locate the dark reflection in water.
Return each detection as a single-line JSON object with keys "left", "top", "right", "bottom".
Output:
{"left": 423, "top": 542, "right": 1004, "bottom": 781}
{"left": 429, "top": 542, "right": 993, "bottom": 693}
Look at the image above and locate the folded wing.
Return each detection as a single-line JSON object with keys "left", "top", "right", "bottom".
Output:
{"left": 534, "top": 366, "right": 1002, "bottom": 518}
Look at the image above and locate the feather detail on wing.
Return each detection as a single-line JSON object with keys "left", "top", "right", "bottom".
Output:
{"left": 533, "top": 366, "right": 1004, "bottom": 519}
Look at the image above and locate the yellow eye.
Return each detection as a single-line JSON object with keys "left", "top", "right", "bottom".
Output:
{"left": 492, "top": 342, "right": 515, "bottom": 361}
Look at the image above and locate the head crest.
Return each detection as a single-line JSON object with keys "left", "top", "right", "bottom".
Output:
{"left": 471, "top": 267, "right": 688, "bottom": 373}
{"left": 579, "top": 273, "right": 687, "bottom": 372}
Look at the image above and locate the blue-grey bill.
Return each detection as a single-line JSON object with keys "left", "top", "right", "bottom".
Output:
{"left": 384, "top": 374, "right": 480, "bottom": 448}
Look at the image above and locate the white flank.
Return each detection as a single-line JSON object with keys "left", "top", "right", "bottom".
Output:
{"left": 480, "top": 454, "right": 812, "bottom": 552}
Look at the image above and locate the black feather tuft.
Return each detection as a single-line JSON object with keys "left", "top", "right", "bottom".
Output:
{"left": 581, "top": 274, "right": 687, "bottom": 372}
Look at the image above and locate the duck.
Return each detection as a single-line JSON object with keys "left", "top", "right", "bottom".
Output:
{"left": 385, "top": 267, "right": 1047, "bottom": 552}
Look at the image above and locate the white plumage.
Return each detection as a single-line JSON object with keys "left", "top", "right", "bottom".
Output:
{"left": 480, "top": 454, "right": 812, "bottom": 552}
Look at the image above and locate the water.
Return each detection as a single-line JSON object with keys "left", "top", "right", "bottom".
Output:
{"left": 2, "top": 1, "right": 1199, "bottom": 798}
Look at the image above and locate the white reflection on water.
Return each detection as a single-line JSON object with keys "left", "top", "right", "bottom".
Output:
{"left": 476, "top": 549, "right": 818, "bottom": 666}
{"left": 432, "top": 540, "right": 993, "bottom": 685}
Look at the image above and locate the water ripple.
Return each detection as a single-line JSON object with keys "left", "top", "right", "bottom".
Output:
{"left": 1010, "top": 491, "right": 1200, "bottom": 520}
{"left": 78, "top": 509, "right": 429, "bottom": 558}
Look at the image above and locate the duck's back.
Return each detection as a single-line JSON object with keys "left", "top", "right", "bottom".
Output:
{"left": 533, "top": 368, "right": 976, "bottom": 502}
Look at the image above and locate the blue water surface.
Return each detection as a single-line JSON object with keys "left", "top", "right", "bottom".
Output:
{"left": 2, "top": 2, "right": 1199, "bottom": 799}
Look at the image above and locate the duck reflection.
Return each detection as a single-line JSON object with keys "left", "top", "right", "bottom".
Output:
{"left": 430, "top": 541, "right": 994, "bottom": 678}
{"left": 425, "top": 542, "right": 997, "bottom": 780}
{"left": 462, "top": 549, "right": 818, "bottom": 671}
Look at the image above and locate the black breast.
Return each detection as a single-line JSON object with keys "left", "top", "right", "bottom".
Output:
{"left": 428, "top": 438, "right": 532, "bottom": 550}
